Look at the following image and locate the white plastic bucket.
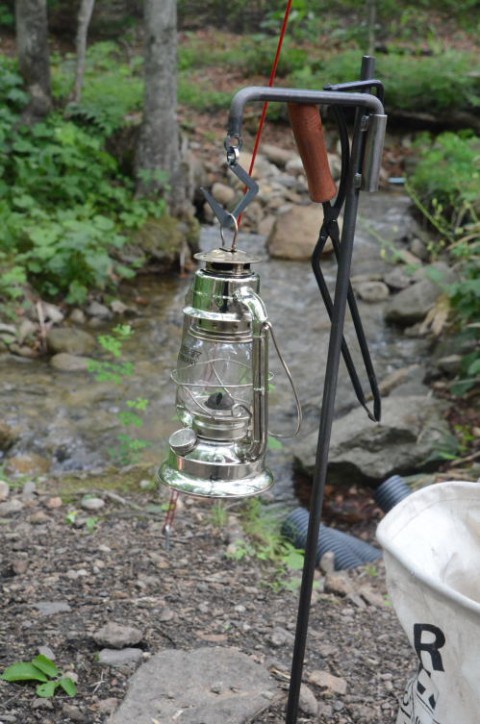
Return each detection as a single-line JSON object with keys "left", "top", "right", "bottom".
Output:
{"left": 376, "top": 480, "right": 480, "bottom": 724}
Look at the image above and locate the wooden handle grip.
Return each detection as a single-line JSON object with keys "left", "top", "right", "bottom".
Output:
{"left": 287, "top": 103, "right": 337, "bottom": 203}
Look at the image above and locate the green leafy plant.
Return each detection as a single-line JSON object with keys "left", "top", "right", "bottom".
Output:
{"left": 0, "top": 54, "right": 165, "bottom": 314}
{"left": 407, "top": 132, "right": 480, "bottom": 397}
{"left": 226, "top": 499, "right": 305, "bottom": 590}
{"left": 1, "top": 654, "right": 77, "bottom": 698}
{"left": 89, "top": 325, "right": 150, "bottom": 464}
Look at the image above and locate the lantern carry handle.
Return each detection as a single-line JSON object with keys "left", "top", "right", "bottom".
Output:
{"left": 265, "top": 320, "right": 303, "bottom": 438}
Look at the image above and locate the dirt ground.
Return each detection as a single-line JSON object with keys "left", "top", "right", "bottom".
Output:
{"left": 0, "top": 475, "right": 416, "bottom": 724}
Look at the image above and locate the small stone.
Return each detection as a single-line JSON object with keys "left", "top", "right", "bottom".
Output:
{"left": 22, "top": 480, "right": 37, "bottom": 499}
{"left": 0, "top": 498, "right": 24, "bottom": 515}
{"left": 61, "top": 703, "right": 87, "bottom": 722}
{"left": 158, "top": 607, "right": 175, "bottom": 622}
{"left": 29, "top": 510, "right": 51, "bottom": 525}
{"left": 12, "top": 559, "right": 28, "bottom": 575}
{"left": 34, "top": 601, "right": 72, "bottom": 616}
{"left": 325, "top": 572, "right": 354, "bottom": 597}
{"left": 139, "top": 478, "right": 154, "bottom": 490}
{"left": 299, "top": 683, "right": 319, "bottom": 716}
{"left": 319, "top": 550, "right": 335, "bottom": 574}
{"left": 359, "top": 584, "right": 386, "bottom": 608}
{"left": 309, "top": 670, "right": 348, "bottom": 695}
{"left": 50, "top": 353, "right": 92, "bottom": 372}
{"left": 32, "top": 697, "right": 54, "bottom": 710}
{"left": 93, "top": 698, "right": 119, "bottom": 715}
{"left": 81, "top": 496, "right": 105, "bottom": 512}
{"left": 98, "top": 648, "right": 144, "bottom": 667}
{"left": 46, "top": 496, "right": 63, "bottom": 509}
{"left": 93, "top": 622, "right": 144, "bottom": 649}
{"left": 38, "top": 645, "right": 56, "bottom": 660}
{"left": 268, "top": 627, "right": 295, "bottom": 648}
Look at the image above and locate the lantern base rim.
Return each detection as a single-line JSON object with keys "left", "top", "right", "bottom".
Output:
{"left": 158, "top": 459, "right": 273, "bottom": 499}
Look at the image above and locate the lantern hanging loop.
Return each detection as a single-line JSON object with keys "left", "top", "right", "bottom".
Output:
{"left": 220, "top": 212, "right": 239, "bottom": 252}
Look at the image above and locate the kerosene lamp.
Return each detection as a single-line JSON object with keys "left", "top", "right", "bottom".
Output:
{"left": 159, "top": 229, "right": 274, "bottom": 498}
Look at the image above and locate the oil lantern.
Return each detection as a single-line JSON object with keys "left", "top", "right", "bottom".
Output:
{"left": 159, "top": 245, "right": 273, "bottom": 498}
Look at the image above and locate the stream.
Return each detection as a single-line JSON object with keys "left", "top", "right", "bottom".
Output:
{"left": 1, "top": 191, "right": 430, "bottom": 501}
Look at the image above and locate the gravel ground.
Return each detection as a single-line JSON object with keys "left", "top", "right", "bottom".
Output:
{"left": 0, "top": 478, "right": 415, "bottom": 724}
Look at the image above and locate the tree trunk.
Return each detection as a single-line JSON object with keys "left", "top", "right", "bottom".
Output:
{"left": 15, "top": 0, "right": 52, "bottom": 121}
{"left": 72, "top": 0, "right": 96, "bottom": 104}
{"left": 135, "top": 0, "right": 185, "bottom": 214}
{"left": 366, "top": 0, "right": 376, "bottom": 56}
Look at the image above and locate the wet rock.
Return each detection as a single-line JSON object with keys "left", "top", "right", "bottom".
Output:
{"left": 385, "top": 263, "right": 456, "bottom": 327}
{"left": 93, "top": 622, "right": 144, "bottom": 649}
{"left": 6, "top": 454, "right": 51, "bottom": 477}
{"left": 107, "top": 647, "right": 277, "bottom": 724}
{"left": 0, "top": 480, "right": 10, "bottom": 501}
{"left": 0, "top": 421, "right": 19, "bottom": 452}
{"left": 410, "top": 236, "right": 429, "bottom": 261}
{"left": 39, "top": 301, "right": 65, "bottom": 324}
{"left": 47, "top": 327, "right": 96, "bottom": 356}
{"left": 17, "top": 319, "right": 38, "bottom": 344}
{"left": 294, "top": 395, "right": 450, "bottom": 486}
{"left": 69, "top": 308, "right": 87, "bottom": 324}
{"left": 267, "top": 205, "right": 331, "bottom": 260}
{"left": 87, "top": 301, "right": 113, "bottom": 320}
{"left": 437, "top": 353, "right": 462, "bottom": 377}
{"left": 110, "top": 300, "right": 129, "bottom": 315}
{"left": 50, "top": 352, "right": 92, "bottom": 372}
{"left": 384, "top": 266, "right": 414, "bottom": 291}
{"left": 354, "top": 280, "right": 390, "bottom": 303}
{"left": 384, "top": 276, "right": 443, "bottom": 326}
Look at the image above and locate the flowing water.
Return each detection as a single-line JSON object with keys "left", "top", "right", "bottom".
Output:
{"left": 0, "top": 192, "right": 429, "bottom": 500}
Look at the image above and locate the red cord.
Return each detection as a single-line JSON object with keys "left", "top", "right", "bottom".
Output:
{"left": 238, "top": 0, "right": 294, "bottom": 227}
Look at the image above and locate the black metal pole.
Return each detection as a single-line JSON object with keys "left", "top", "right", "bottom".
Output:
{"left": 285, "top": 57, "right": 376, "bottom": 723}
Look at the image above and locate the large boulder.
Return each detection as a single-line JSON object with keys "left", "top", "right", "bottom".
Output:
{"left": 384, "top": 262, "right": 456, "bottom": 327}
{"left": 294, "top": 395, "right": 451, "bottom": 486}
{"left": 46, "top": 328, "right": 96, "bottom": 356}
{"left": 267, "top": 204, "right": 334, "bottom": 260}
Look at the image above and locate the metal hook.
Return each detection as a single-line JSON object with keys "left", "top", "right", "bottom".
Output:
{"left": 201, "top": 158, "right": 259, "bottom": 230}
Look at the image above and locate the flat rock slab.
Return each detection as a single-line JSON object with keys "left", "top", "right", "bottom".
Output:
{"left": 108, "top": 646, "right": 277, "bottom": 724}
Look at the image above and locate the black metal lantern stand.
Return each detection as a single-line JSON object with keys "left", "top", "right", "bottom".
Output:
{"left": 160, "top": 56, "right": 386, "bottom": 724}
